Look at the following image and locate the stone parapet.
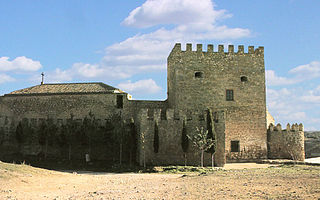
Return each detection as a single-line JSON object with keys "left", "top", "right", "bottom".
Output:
{"left": 267, "top": 123, "right": 305, "bottom": 161}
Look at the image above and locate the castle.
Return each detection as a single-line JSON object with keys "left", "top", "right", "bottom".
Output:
{"left": 0, "top": 43, "right": 305, "bottom": 167}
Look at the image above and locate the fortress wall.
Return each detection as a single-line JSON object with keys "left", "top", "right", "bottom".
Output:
{"left": 137, "top": 108, "right": 226, "bottom": 166}
{"left": 0, "top": 93, "right": 127, "bottom": 121}
{"left": 225, "top": 107, "right": 267, "bottom": 161}
{"left": 267, "top": 123, "right": 305, "bottom": 161}
{"left": 0, "top": 93, "right": 131, "bottom": 159}
{"left": 126, "top": 100, "right": 167, "bottom": 124}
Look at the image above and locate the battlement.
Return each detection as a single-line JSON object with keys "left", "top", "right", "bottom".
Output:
{"left": 138, "top": 108, "right": 207, "bottom": 121}
{"left": 137, "top": 108, "right": 225, "bottom": 123}
{"left": 268, "top": 123, "right": 304, "bottom": 132}
{"left": 267, "top": 123, "right": 305, "bottom": 161}
{"left": 170, "top": 43, "right": 264, "bottom": 55}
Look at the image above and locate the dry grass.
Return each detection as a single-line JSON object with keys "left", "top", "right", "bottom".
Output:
{"left": 0, "top": 161, "right": 319, "bottom": 199}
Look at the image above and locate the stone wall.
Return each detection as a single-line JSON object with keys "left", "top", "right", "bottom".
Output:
{"left": 0, "top": 93, "right": 132, "bottom": 160}
{"left": 267, "top": 123, "right": 305, "bottom": 161}
{"left": 225, "top": 107, "right": 267, "bottom": 160}
{"left": 136, "top": 108, "right": 226, "bottom": 166}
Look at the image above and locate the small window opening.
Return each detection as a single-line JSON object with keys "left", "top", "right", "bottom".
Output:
{"left": 231, "top": 141, "right": 240, "bottom": 152}
{"left": 226, "top": 89, "right": 234, "bottom": 101}
{"left": 241, "top": 76, "right": 248, "bottom": 82}
{"left": 195, "top": 71, "right": 203, "bottom": 78}
{"left": 116, "top": 95, "right": 123, "bottom": 109}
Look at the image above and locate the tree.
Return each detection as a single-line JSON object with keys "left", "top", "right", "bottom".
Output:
{"left": 181, "top": 120, "right": 189, "bottom": 166}
{"left": 108, "top": 113, "right": 125, "bottom": 165}
{"left": 0, "top": 127, "right": 5, "bottom": 145}
{"left": 206, "top": 109, "right": 216, "bottom": 167}
{"left": 38, "top": 119, "right": 57, "bottom": 160}
{"left": 65, "top": 114, "right": 78, "bottom": 161}
{"left": 188, "top": 127, "right": 214, "bottom": 167}
{"left": 141, "top": 131, "right": 146, "bottom": 168}
{"left": 81, "top": 113, "right": 98, "bottom": 155}
{"left": 128, "top": 121, "right": 137, "bottom": 166}
{"left": 153, "top": 121, "right": 159, "bottom": 153}
{"left": 15, "top": 122, "right": 24, "bottom": 153}
{"left": 46, "top": 119, "right": 57, "bottom": 159}
{"left": 38, "top": 120, "right": 48, "bottom": 159}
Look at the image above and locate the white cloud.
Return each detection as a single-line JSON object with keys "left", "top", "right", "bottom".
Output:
{"left": 289, "top": 61, "right": 320, "bottom": 80}
{"left": 0, "top": 56, "right": 42, "bottom": 72}
{"left": 301, "top": 85, "right": 320, "bottom": 104}
{"left": 266, "top": 70, "right": 297, "bottom": 86}
{"left": 47, "top": 68, "right": 73, "bottom": 83}
{"left": 267, "top": 61, "right": 320, "bottom": 86}
{"left": 71, "top": 63, "right": 105, "bottom": 78}
{"left": 66, "top": 0, "right": 250, "bottom": 81}
{"left": 0, "top": 73, "right": 15, "bottom": 84}
{"left": 117, "top": 79, "right": 162, "bottom": 94}
{"left": 267, "top": 86, "right": 320, "bottom": 130}
{"left": 123, "top": 0, "right": 229, "bottom": 28}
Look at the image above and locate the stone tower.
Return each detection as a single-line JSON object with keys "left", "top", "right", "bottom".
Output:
{"left": 167, "top": 43, "right": 267, "bottom": 159}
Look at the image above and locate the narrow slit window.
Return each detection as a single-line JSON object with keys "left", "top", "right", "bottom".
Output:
{"left": 231, "top": 141, "right": 240, "bottom": 152}
{"left": 195, "top": 71, "right": 203, "bottom": 78}
{"left": 226, "top": 89, "right": 234, "bottom": 101}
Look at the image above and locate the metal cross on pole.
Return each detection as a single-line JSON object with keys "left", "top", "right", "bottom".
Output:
{"left": 41, "top": 72, "right": 44, "bottom": 85}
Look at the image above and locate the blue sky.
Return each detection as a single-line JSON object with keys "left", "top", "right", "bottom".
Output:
{"left": 0, "top": 0, "right": 319, "bottom": 130}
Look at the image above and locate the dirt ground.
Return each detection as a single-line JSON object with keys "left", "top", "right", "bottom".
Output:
{"left": 0, "top": 162, "right": 319, "bottom": 200}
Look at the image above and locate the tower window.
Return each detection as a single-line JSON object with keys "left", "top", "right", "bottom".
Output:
{"left": 231, "top": 140, "right": 240, "bottom": 152}
{"left": 241, "top": 76, "right": 248, "bottom": 82}
{"left": 226, "top": 89, "right": 234, "bottom": 101}
{"left": 116, "top": 95, "right": 123, "bottom": 109}
{"left": 195, "top": 71, "right": 203, "bottom": 78}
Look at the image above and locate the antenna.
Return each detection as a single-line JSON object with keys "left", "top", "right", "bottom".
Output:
{"left": 41, "top": 72, "right": 44, "bottom": 85}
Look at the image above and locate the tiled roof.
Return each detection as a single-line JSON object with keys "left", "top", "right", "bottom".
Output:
{"left": 7, "top": 82, "right": 123, "bottom": 95}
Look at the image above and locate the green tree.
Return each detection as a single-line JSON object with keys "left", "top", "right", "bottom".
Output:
{"left": 181, "top": 120, "right": 189, "bottom": 166}
{"left": 0, "top": 127, "right": 5, "bottom": 145}
{"left": 128, "top": 121, "right": 137, "bottom": 166}
{"left": 38, "top": 120, "right": 48, "bottom": 159}
{"left": 15, "top": 122, "right": 24, "bottom": 153}
{"left": 141, "top": 131, "right": 146, "bottom": 168}
{"left": 153, "top": 121, "right": 159, "bottom": 153}
{"left": 65, "top": 114, "right": 78, "bottom": 161}
{"left": 108, "top": 113, "right": 125, "bottom": 165}
{"left": 206, "top": 109, "right": 216, "bottom": 167}
{"left": 188, "top": 127, "right": 214, "bottom": 167}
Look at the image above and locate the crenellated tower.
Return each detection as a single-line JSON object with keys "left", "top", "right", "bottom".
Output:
{"left": 167, "top": 43, "right": 267, "bottom": 160}
{"left": 267, "top": 123, "right": 305, "bottom": 161}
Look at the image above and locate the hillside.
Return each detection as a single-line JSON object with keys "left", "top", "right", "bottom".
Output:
{"left": 305, "top": 131, "right": 320, "bottom": 158}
